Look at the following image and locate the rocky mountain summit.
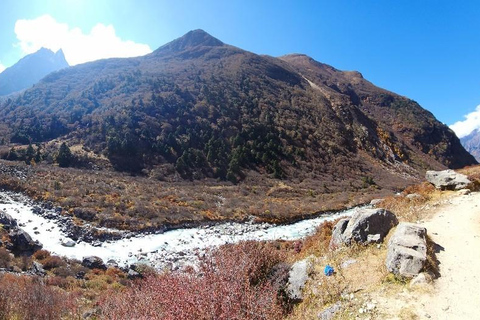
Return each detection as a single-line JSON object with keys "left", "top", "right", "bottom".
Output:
{"left": 0, "top": 47, "right": 69, "bottom": 96}
{"left": 460, "top": 128, "right": 480, "bottom": 161}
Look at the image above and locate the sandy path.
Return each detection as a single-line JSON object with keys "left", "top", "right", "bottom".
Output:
{"left": 419, "top": 191, "right": 480, "bottom": 319}
{"left": 375, "top": 191, "right": 480, "bottom": 319}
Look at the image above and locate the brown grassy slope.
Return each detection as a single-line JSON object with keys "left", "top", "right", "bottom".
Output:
{"left": 0, "top": 160, "right": 394, "bottom": 231}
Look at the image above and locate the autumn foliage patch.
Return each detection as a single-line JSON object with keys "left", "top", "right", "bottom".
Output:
{"left": 99, "top": 241, "right": 287, "bottom": 320}
{"left": 0, "top": 273, "right": 79, "bottom": 319}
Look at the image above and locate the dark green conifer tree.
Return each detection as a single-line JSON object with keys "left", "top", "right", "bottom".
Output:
{"left": 57, "top": 142, "right": 73, "bottom": 167}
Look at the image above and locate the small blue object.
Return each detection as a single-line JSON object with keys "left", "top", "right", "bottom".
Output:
{"left": 324, "top": 264, "right": 334, "bottom": 276}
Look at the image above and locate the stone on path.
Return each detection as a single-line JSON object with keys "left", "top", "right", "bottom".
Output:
{"left": 425, "top": 170, "right": 471, "bottom": 191}
{"left": 386, "top": 222, "right": 427, "bottom": 278}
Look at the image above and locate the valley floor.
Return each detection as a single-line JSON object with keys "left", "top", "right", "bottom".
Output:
{"left": 374, "top": 191, "right": 480, "bottom": 319}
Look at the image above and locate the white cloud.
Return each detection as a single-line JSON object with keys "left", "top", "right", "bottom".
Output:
{"left": 449, "top": 105, "right": 480, "bottom": 138}
{"left": 14, "top": 14, "right": 152, "bottom": 65}
{"left": 0, "top": 62, "right": 5, "bottom": 73}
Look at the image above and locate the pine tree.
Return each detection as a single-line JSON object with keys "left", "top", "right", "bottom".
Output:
{"left": 34, "top": 144, "right": 42, "bottom": 163}
{"left": 25, "top": 143, "right": 35, "bottom": 165}
{"left": 57, "top": 142, "right": 72, "bottom": 167}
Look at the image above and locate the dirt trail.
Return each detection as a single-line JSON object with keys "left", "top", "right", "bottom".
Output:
{"left": 420, "top": 191, "right": 480, "bottom": 319}
{"left": 377, "top": 191, "right": 480, "bottom": 319}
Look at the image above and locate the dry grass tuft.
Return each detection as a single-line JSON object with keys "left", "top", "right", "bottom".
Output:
{"left": 424, "top": 234, "right": 440, "bottom": 278}
{"left": 458, "top": 165, "right": 480, "bottom": 191}
{"left": 380, "top": 182, "right": 439, "bottom": 222}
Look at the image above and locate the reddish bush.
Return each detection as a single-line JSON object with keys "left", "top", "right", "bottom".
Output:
{"left": 42, "top": 255, "right": 66, "bottom": 270}
{"left": 33, "top": 249, "right": 51, "bottom": 261}
{"left": 0, "top": 273, "right": 79, "bottom": 319}
{"left": 99, "top": 241, "right": 286, "bottom": 319}
{"left": 0, "top": 247, "right": 12, "bottom": 268}
{"left": 298, "top": 220, "right": 334, "bottom": 257}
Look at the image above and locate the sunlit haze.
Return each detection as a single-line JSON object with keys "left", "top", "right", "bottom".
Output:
{"left": 15, "top": 14, "right": 152, "bottom": 65}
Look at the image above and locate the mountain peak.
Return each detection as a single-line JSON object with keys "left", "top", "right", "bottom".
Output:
{"left": 55, "top": 48, "right": 65, "bottom": 57}
{"left": 0, "top": 47, "right": 69, "bottom": 96}
{"left": 154, "top": 29, "right": 224, "bottom": 55}
{"left": 37, "top": 47, "right": 54, "bottom": 54}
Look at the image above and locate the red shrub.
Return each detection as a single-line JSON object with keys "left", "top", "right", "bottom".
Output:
{"left": 0, "top": 273, "right": 79, "bottom": 319}
{"left": 99, "top": 241, "right": 285, "bottom": 320}
{"left": 33, "top": 249, "right": 51, "bottom": 261}
{"left": 42, "top": 255, "right": 66, "bottom": 270}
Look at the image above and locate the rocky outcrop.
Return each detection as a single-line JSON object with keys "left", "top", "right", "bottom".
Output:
{"left": 31, "top": 261, "right": 46, "bottom": 276}
{"left": 127, "top": 268, "right": 142, "bottom": 280}
{"left": 82, "top": 256, "right": 107, "bottom": 270}
{"left": 330, "top": 208, "right": 398, "bottom": 248}
{"left": 425, "top": 170, "right": 471, "bottom": 190}
{"left": 386, "top": 223, "right": 427, "bottom": 278}
{"left": 8, "top": 229, "right": 42, "bottom": 253}
{"left": 329, "top": 218, "right": 349, "bottom": 249}
{"left": 286, "top": 257, "right": 314, "bottom": 301}
{"left": 0, "top": 211, "right": 17, "bottom": 230}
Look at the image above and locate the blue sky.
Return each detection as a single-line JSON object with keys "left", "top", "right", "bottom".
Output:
{"left": 0, "top": 0, "right": 480, "bottom": 136}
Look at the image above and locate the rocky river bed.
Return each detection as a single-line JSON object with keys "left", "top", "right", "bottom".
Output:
{"left": 0, "top": 191, "right": 363, "bottom": 270}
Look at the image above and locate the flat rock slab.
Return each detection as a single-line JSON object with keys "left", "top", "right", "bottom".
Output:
{"left": 426, "top": 170, "right": 471, "bottom": 190}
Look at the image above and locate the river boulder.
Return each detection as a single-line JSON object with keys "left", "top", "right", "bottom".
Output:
{"left": 330, "top": 208, "right": 398, "bottom": 248}
{"left": 386, "top": 222, "right": 427, "bottom": 278}
{"left": 61, "top": 239, "right": 76, "bottom": 247}
{"left": 329, "top": 218, "right": 349, "bottom": 249}
{"left": 8, "top": 229, "right": 42, "bottom": 253}
{"left": 0, "top": 210, "right": 17, "bottom": 230}
{"left": 82, "top": 256, "right": 107, "bottom": 270}
{"left": 425, "top": 169, "right": 471, "bottom": 190}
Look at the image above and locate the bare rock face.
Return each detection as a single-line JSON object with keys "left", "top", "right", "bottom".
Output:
{"left": 386, "top": 222, "right": 427, "bottom": 278}
{"left": 330, "top": 208, "right": 398, "bottom": 248}
{"left": 425, "top": 170, "right": 471, "bottom": 190}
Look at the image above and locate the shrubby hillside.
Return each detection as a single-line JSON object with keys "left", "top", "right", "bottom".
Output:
{"left": 0, "top": 30, "right": 475, "bottom": 188}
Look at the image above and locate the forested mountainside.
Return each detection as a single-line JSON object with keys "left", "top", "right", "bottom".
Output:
{"left": 0, "top": 29, "right": 475, "bottom": 189}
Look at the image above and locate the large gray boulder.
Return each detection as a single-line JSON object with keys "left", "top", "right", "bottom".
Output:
{"left": 82, "top": 256, "right": 107, "bottom": 270}
{"left": 330, "top": 208, "right": 398, "bottom": 248}
{"left": 386, "top": 222, "right": 427, "bottom": 278}
{"left": 286, "top": 257, "right": 314, "bottom": 301}
{"left": 426, "top": 169, "right": 471, "bottom": 190}
{"left": 0, "top": 210, "right": 17, "bottom": 230}
{"left": 329, "top": 218, "right": 349, "bottom": 249}
{"left": 8, "top": 229, "right": 42, "bottom": 252}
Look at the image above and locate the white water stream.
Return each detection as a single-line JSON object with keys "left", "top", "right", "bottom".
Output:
{"left": 0, "top": 191, "right": 360, "bottom": 269}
